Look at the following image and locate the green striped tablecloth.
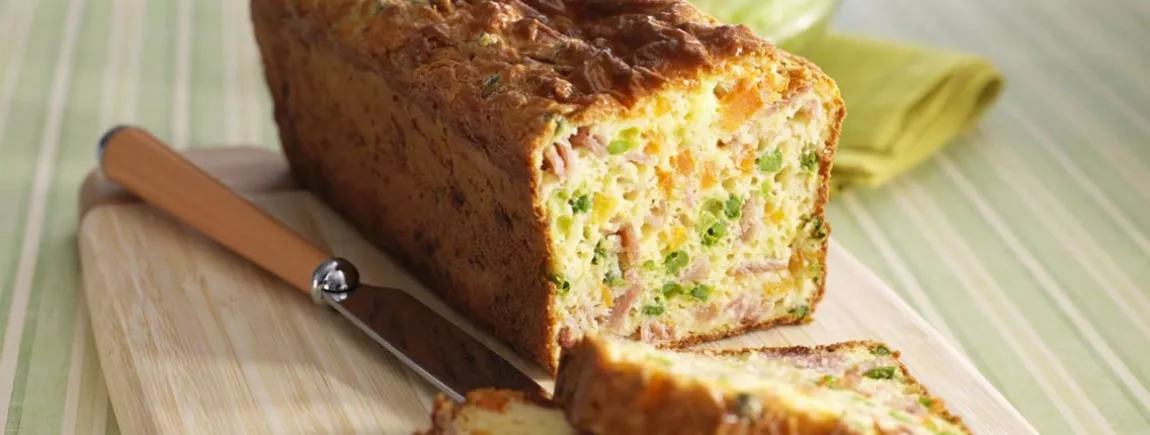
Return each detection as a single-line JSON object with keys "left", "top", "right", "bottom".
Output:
{"left": 0, "top": 0, "right": 1147, "bottom": 433}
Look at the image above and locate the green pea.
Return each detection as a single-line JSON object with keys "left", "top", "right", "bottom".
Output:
{"left": 800, "top": 150, "right": 819, "bottom": 173}
{"left": 592, "top": 242, "right": 607, "bottom": 265}
{"left": 756, "top": 150, "right": 783, "bottom": 173}
{"left": 547, "top": 274, "right": 571, "bottom": 295}
{"left": 789, "top": 304, "right": 810, "bottom": 318}
{"left": 807, "top": 262, "right": 823, "bottom": 276}
{"left": 662, "top": 282, "right": 684, "bottom": 297}
{"left": 871, "top": 344, "right": 892, "bottom": 356}
{"left": 608, "top": 139, "right": 633, "bottom": 155}
{"left": 642, "top": 305, "right": 665, "bottom": 316}
{"left": 481, "top": 74, "right": 501, "bottom": 98}
{"left": 701, "top": 221, "right": 726, "bottom": 246}
{"left": 724, "top": 196, "right": 742, "bottom": 219}
{"left": 664, "top": 250, "right": 689, "bottom": 275}
{"left": 820, "top": 375, "right": 837, "bottom": 388}
{"left": 642, "top": 260, "right": 657, "bottom": 270}
{"left": 689, "top": 284, "right": 712, "bottom": 302}
{"left": 863, "top": 366, "right": 896, "bottom": 380}
{"left": 603, "top": 271, "right": 626, "bottom": 287}
{"left": 569, "top": 194, "right": 591, "bottom": 213}
{"left": 808, "top": 217, "right": 828, "bottom": 240}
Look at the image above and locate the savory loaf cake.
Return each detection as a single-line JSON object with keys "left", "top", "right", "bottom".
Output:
{"left": 554, "top": 336, "right": 971, "bottom": 435}
{"left": 251, "top": 0, "right": 845, "bottom": 373}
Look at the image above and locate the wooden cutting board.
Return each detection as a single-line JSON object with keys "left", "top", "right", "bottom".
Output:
{"left": 76, "top": 147, "right": 1037, "bottom": 435}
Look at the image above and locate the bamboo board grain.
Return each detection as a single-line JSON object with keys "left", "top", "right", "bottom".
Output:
{"left": 76, "top": 148, "right": 1037, "bottom": 435}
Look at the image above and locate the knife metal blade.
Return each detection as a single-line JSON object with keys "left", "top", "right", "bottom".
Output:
{"left": 97, "top": 125, "right": 544, "bottom": 403}
{"left": 311, "top": 259, "right": 545, "bottom": 402}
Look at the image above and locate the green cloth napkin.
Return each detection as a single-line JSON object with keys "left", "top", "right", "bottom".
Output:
{"left": 795, "top": 34, "right": 1005, "bottom": 191}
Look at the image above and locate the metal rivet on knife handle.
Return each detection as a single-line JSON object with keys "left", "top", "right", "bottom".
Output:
{"left": 311, "top": 257, "right": 360, "bottom": 304}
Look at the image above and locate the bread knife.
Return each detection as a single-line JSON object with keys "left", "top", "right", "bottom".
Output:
{"left": 96, "top": 125, "right": 544, "bottom": 403}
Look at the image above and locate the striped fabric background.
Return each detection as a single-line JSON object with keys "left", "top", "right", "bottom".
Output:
{"left": 0, "top": 0, "right": 1146, "bottom": 433}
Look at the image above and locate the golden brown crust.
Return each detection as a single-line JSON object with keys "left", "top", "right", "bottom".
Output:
{"left": 413, "top": 394, "right": 459, "bottom": 435}
{"left": 252, "top": 0, "right": 560, "bottom": 372}
{"left": 808, "top": 55, "right": 847, "bottom": 323}
{"left": 252, "top": 0, "right": 844, "bottom": 375}
{"left": 266, "top": 0, "right": 782, "bottom": 133}
{"left": 789, "top": 52, "right": 846, "bottom": 327}
{"left": 554, "top": 336, "right": 848, "bottom": 435}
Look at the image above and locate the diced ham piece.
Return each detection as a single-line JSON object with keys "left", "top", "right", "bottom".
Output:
{"left": 640, "top": 321, "right": 675, "bottom": 343}
{"left": 619, "top": 224, "right": 640, "bottom": 266}
{"left": 771, "top": 353, "right": 846, "bottom": 374}
{"left": 897, "top": 397, "right": 931, "bottom": 416}
{"left": 555, "top": 141, "right": 575, "bottom": 175}
{"left": 682, "top": 257, "right": 710, "bottom": 282}
{"left": 740, "top": 195, "right": 762, "bottom": 242}
{"left": 733, "top": 258, "right": 789, "bottom": 276}
{"left": 838, "top": 370, "right": 863, "bottom": 390}
{"left": 803, "top": 98, "right": 822, "bottom": 120}
{"left": 558, "top": 326, "right": 576, "bottom": 348}
{"left": 607, "top": 282, "right": 643, "bottom": 331}
{"left": 694, "top": 303, "right": 721, "bottom": 322}
{"left": 543, "top": 146, "right": 565, "bottom": 178}
{"left": 646, "top": 200, "right": 668, "bottom": 227}
{"left": 570, "top": 127, "right": 607, "bottom": 157}
{"left": 726, "top": 294, "right": 764, "bottom": 325}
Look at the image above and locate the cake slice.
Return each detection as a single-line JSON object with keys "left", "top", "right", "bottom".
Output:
{"left": 554, "top": 336, "right": 971, "bottom": 435}
{"left": 416, "top": 389, "right": 584, "bottom": 435}
{"left": 252, "top": 0, "right": 846, "bottom": 373}
{"left": 418, "top": 337, "right": 969, "bottom": 435}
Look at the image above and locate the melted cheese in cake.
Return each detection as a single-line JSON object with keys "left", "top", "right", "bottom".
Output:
{"left": 538, "top": 69, "right": 833, "bottom": 349}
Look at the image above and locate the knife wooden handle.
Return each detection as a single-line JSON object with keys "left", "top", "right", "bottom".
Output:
{"left": 98, "top": 125, "right": 327, "bottom": 297}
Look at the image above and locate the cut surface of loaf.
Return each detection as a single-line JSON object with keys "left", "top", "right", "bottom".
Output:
{"left": 251, "top": 0, "right": 845, "bottom": 373}
{"left": 416, "top": 389, "right": 582, "bottom": 435}
{"left": 554, "top": 336, "right": 971, "bottom": 435}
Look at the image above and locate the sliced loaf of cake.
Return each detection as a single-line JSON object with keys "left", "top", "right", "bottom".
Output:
{"left": 419, "top": 336, "right": 969, "bottom": 434}
{"left": 252, "top": 0, "right": 845, "bottom": 373}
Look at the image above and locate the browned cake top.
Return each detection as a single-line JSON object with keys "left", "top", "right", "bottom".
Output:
{"left": 273, "top": 0, "right": 795, "bottom": 151}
